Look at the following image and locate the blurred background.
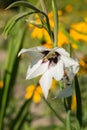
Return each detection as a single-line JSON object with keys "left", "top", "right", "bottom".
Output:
{"left": 0, "top": 0, "right": 87, "bottom": 130}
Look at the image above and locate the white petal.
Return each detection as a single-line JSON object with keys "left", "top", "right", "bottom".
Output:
{"left": 18, "top": 46, "right": 50, "bottom": 57}
{"left": 18, "top": 47, "right": 51, "bottom": 66}
{"left": 18, "top": 48, "right": 43, "bottom": 59}
{"left": 53, "top": 60, "right": 64, "bottom": 80}
{"left": 26, "top": 60, "right": 49, "bottom": 80}
{"left": 39, "top": 70, "right": 53, "bottom": 99}
{"left": 60, "top": 56, "right": 79, "bottom": 73}
{"left": 56, "top": 48, "right": 70, "bottom": 57}
{"left": 72, "top": 64, "right": 79, "bottom": 74}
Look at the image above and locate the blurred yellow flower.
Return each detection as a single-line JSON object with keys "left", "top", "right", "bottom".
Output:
{"left": 71, "top": 44, "right": 78, "bottom": 49}
{"left": 58, "top": 31, "right": 68, "bottom": 47}
{"left": 41, "top": 41, "right": 52, "bottom": 49}
{"left": 70, "top": 22, "right": 87, "bottom": 43}
{"left": 29, "top": 11, "right": 85, "bottom": 49}
{"left": 50, "top": 79, "right": 57, "bottom": 90}
{"left": 84, "top": 17, "right": 87, "bottom": 22}
{"left": 0, "top": 80, "right": 3, "bottom": 89}
{"left": 65, "top": 4, "right": 73, "bottom": 13}
{"left": 71, "top": 93, "right": 77, "bottom": 111}
{"left": 25, "top": 80, "right": 57, "bottom": 103}
{"left": 78, "top": 55, "right": 87, "bottom": 75}
{"left": 58, "top": 10, "right": 63, "bottom": 16}
{"left": 25, "top": 85, "right": 42, "bottom": 103}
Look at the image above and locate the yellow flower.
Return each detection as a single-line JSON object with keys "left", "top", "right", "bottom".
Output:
{"left": 84, "top": 17, "right": 87, "bottom": 22}
{"left": 71, "top": 44, "right": 78, "bottom": 49}
{"left": 71, "top": 93, "right": 77, "bottom": 111}
{"left": 58, "top": 10, "right": 63, "bottom": 16}
{"left": 58, "top": 31, "right": 68, "bottom": 47}
{"left": 25, "top": 80, "right": 57, "bottom": 103}
{"left": 70, "top": 22, "right": 87, "bottom": 43}
{"left": 78, "top": 55, "right": 87, "bottom": 75}
{"left": 65, "top": 4, "right": 73, "bottom": 13}
{"left": 25, "top": 85, "right": 42, "bottom": 103}
{"left": 50, "top": 79, "right": 57, "bottom": 90}
{"left": 0, "top": 80, "right": 3, "bottom": 89}
{"left": 41, "top": 41, "right": 52, "bottom": 49}
{"left": 29, "top": 11, "right": 82, "bottom": 48}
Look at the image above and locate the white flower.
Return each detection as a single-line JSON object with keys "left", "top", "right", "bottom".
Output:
{"left": 18, "top": 46, "right": 79, "bottom": 99}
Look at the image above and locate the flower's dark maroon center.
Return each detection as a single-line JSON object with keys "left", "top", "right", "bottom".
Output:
{"left": 41, "top": 50, "right": 60, "bottom": 64}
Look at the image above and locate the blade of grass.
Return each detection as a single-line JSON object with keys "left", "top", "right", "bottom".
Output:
{"left": 3, "top": 11, "right": 35, "bottom": 38}
{"left": 0, "top": 23, "right": 26, "bottom": 130}
{"left": 74, "top": 75, "right": 82, "bottom": 127}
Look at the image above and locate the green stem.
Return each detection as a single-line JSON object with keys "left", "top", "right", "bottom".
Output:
{"left": 40, "top": 0, "right": 54, "bottom": 44}
{"left": 66, "top": 110, "right": 71, "bottom": 130}
{"left": 52, "top": 0, "right": 58, "bottom": 47}
{"left": 42, "top": 97, "right": 65, "bottom": 125}
{"left": 40, "top": 0, "right": 53, "bottom": 42}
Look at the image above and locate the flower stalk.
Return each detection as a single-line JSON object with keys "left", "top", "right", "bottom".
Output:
{"left": 66, "top": 110, "right": 71, "bottom": 130}
{"left": 42, "top": 97, "right": 65, "bottom": 125}
{"left": 52, "top": 0, "right": 58, "bottom": 47}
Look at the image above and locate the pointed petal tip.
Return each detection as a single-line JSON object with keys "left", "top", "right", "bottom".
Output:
{"left": 44, "top": 93, "right": 48, "bottom": 99}
{"left": 26, "top": 75, "right": 29, "bottom": 80}
{"left": 18, "top": 49, "right": 24, "bottom": 57}
{"left": 18, "top": 48, "right": 28, "bottom": 57}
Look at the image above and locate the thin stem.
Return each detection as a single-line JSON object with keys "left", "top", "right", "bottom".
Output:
{"left": 42, "top": 97, "right": 65, "bottom": 125}
{"left": 40, "top": 0, "right": 54, "bottom": 44}
{"left": 52, "top": 0, "right": 58, "bottom": 47}
{"left": 66, "top": 110, "right": 71, "bottom": 130}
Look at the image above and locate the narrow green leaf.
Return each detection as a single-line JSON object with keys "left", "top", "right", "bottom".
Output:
{"left": 0, "top": 23, "right": 26, "bottom": 130}
{"left": 3, "top": 11, "right": 34, "bottom": 38}
{"left": 74, "top": 75, "right": 82, "bottom": 127}
{"left": 6, "top": 1, "right": 46, "bottom": 16}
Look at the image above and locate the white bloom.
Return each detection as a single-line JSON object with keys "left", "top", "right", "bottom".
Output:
{"left": 18, "top": 46, "right": 79, "bottom": 99}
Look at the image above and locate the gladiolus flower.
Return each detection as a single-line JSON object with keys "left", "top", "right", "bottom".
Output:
{"left": 18, "top": 46, "right": 79, "bottom": 99}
